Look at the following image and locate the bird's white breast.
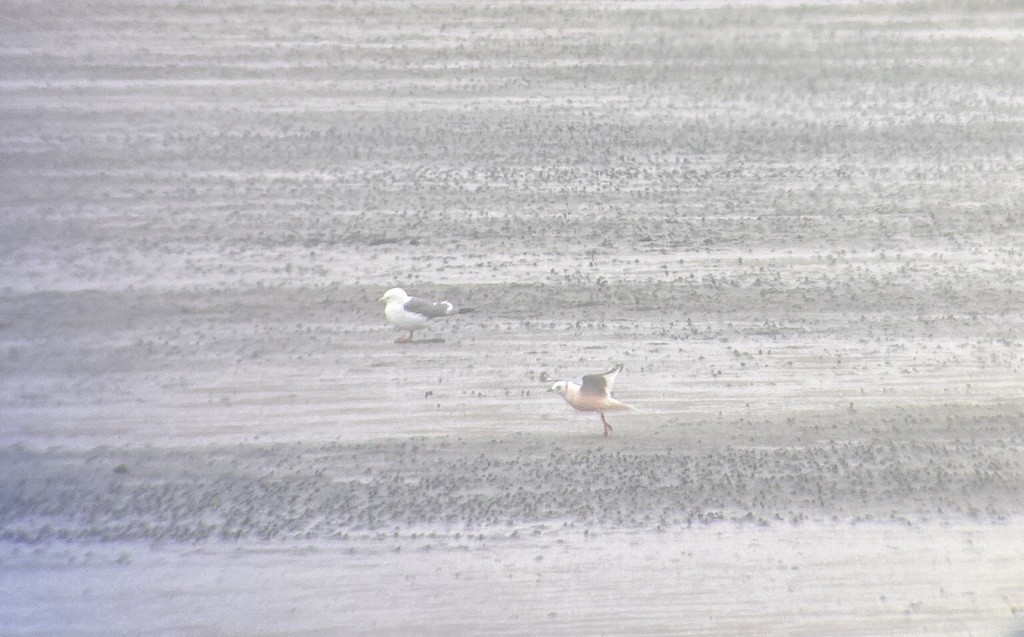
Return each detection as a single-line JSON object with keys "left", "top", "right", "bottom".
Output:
{"left": 385, "top": 302, "right": 431, "bottom": 330}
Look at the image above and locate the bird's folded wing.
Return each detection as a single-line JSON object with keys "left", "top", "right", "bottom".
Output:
{"left": 403, "top": 298, "right": 455, "bottom": 318}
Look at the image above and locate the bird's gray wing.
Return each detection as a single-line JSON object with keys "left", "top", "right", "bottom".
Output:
{"left": 579, "top": 365, "right": 622, "bottom": 398}
{"left": 403, "top": 297, "right": 456, "bottom": 318}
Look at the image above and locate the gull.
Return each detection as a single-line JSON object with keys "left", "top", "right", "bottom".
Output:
{"left": 378, "top": 287, "right": 473, "bottom": 343}
{"left": 549, "top": 364, "right": 633, "bottom": 437}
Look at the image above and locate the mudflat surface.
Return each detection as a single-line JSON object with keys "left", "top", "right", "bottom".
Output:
{"left": 2, "top": 1, "right": 1024, "bottom": 635}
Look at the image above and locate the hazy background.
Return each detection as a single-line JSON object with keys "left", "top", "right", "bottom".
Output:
{"left": 1, "top": 1, "right": 1023, "bottom": 634}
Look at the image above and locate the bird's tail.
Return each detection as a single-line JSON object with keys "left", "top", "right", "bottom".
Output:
{"left": 606, "top": 399, "right": 634, "bottom": 411}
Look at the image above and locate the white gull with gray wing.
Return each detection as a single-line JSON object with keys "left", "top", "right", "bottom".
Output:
{"left": 379, "top": 287, "right": 473, "bottom": 343}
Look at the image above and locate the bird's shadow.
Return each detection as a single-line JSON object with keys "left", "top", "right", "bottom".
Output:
{"left": 398, "top": 338, "right": 446, "bottom": 345}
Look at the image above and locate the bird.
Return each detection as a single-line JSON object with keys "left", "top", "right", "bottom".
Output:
{"left": 378, "top": 287, "right": 474, "bottom": 343}
{"left": 548, "top": 364, "right": 633, "bottom": 437}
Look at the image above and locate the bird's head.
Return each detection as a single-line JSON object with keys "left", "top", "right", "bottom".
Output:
{"left": 379, "top": 288, "right": 409, "bottom": 304}
{"left": 548, "top": 381, "right": 569, "bottom": 395}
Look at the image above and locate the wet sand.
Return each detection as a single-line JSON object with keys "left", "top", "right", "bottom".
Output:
{"left": 2, "top": 0, "right": 1024, "bottom": 634}
{"left": 2, "top": 523, "right": 1022, "bottom": 636}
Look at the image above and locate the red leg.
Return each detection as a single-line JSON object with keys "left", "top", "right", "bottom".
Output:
{"left": 601, "top": 412, "right": 613, "bottom": 437}
{"left": 396, "top": 330, "right": 414, "bottom": 343}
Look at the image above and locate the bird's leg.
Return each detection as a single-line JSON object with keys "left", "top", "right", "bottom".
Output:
{"left": 600, "top": 412, "right": 613, "bottom": 437}
{"left": 396, "top": 330, "right": 414, "bottom": 343}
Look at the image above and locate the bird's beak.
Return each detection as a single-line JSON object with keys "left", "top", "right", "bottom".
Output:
{"left": 378, "top": 296, "right": 386, "bottom": 302}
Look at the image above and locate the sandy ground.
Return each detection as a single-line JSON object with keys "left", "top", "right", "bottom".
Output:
{"left": 2, "top": 0, "right": 1024, "bottom": 634}
{"left": 1, "top": 523, "right": 1022, "bottom": 636}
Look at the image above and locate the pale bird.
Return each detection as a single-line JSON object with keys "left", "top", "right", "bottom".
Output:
{"left": 378, "top": 287, "right": 473, "bottom": 343}
{"left": 549, "top": 364, "right": 633, "bottom": 437}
